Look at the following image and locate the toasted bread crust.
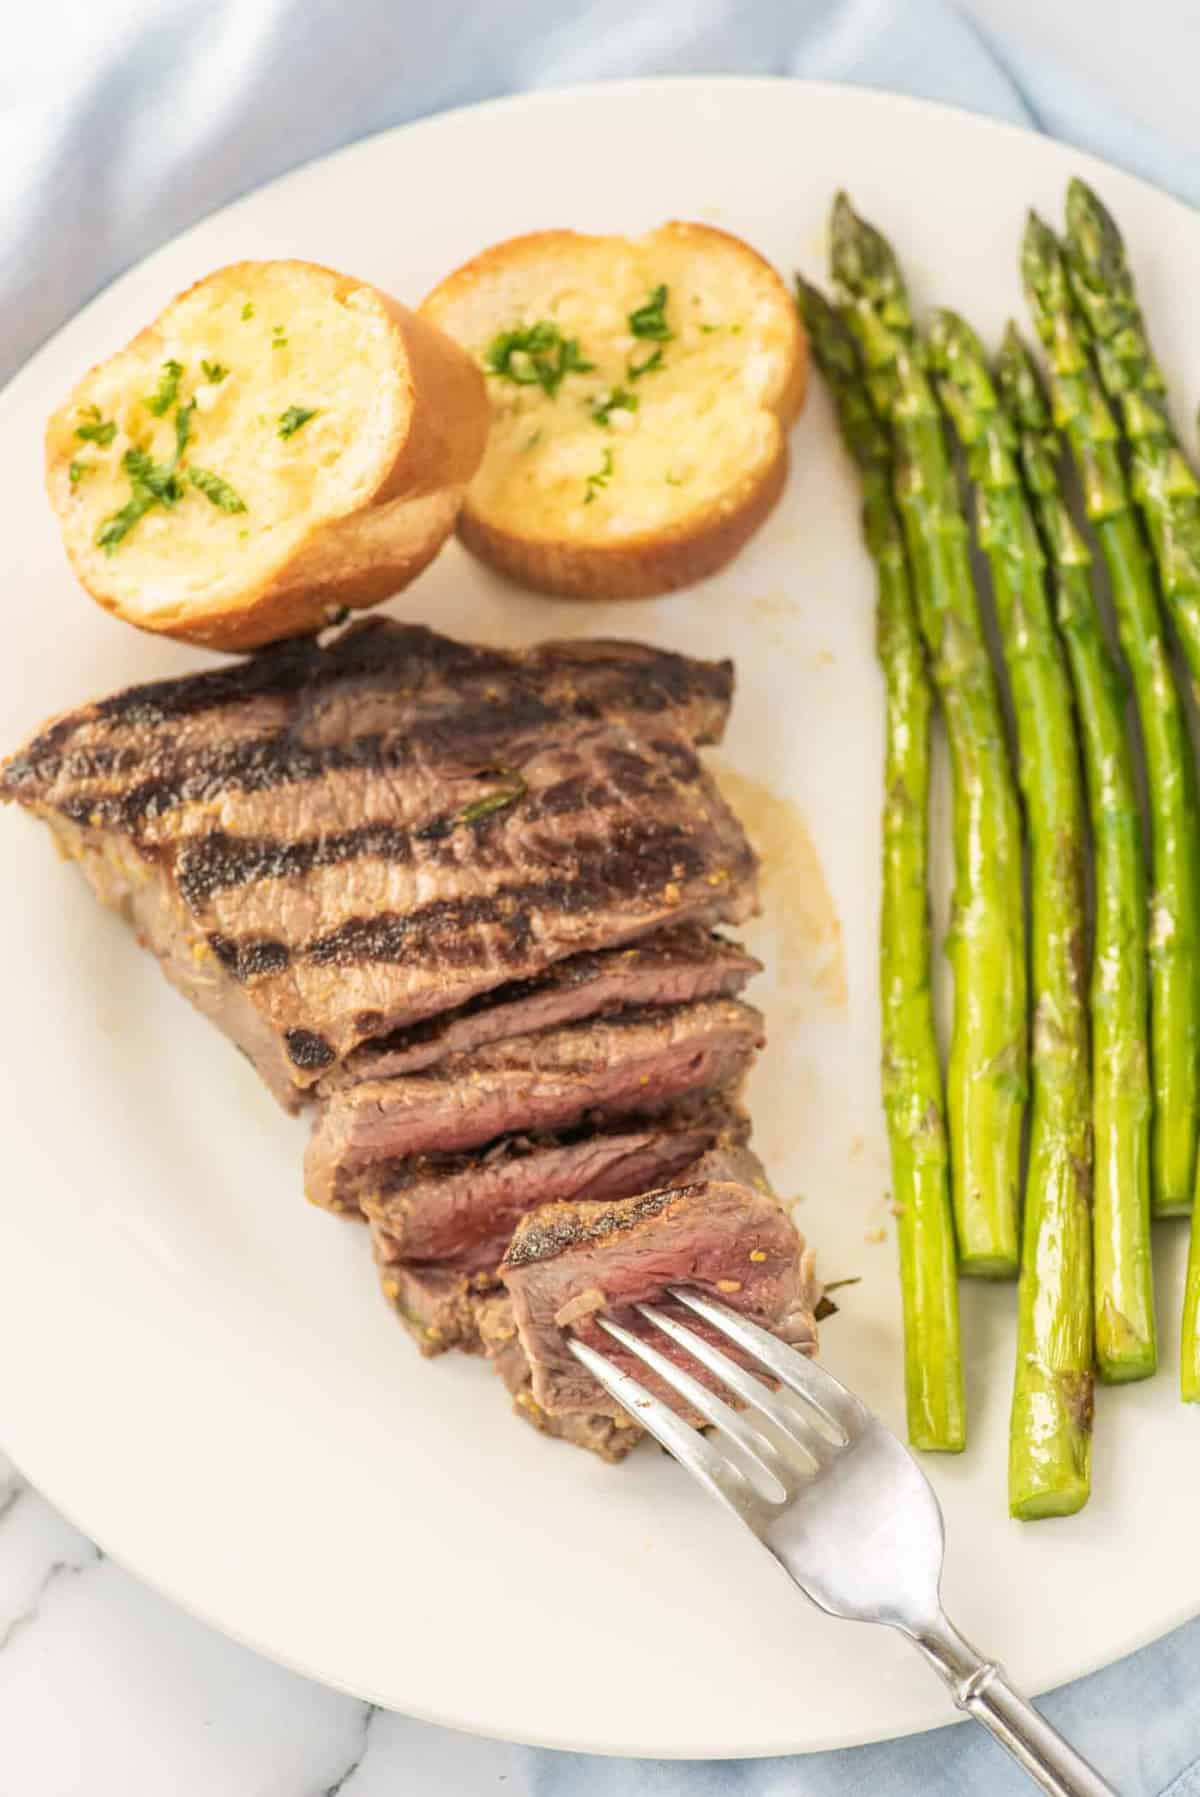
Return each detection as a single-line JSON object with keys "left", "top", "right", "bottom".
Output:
{"left": 422, "top": 223, "right": 808, "bottom": 600}
{"left": 47, "top": 261, "right": 489, "bottom": 652}
{"left": 457, "top": 439, "right": 790, "bottom": 599}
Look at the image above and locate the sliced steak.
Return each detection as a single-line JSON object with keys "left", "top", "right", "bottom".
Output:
{"left": 321, "top": 927, "right": 759, "bottom": 1091}
{"left": 305, "top": 999, "right": 764, "bottom": 1212}
{"left": 374, "top": 1256, "right": 495, "bottom": 1357}
{"left": 477, "top": 1292, "right": 642, "bottom": 1463}
{"left": 371, "top": 1265, "right": 639, "bottom": 1460}
{"left": 363, "top": 1098, "right": 749, "bottom": 1271}
{"left": 2, "top": 622, "right": 755, "bottom": 1109}
{"left": 501, "top": 1142, "right": 820, "bottom": 1420}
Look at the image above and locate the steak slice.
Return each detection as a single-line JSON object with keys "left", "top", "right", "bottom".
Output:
{"left": 374, "top": 1256, "right": 496, "bottom": 1357}
{"left": 305, "top": 998, "right": 764, "bottom": 1212}
{"left": 320, "top": 927, "right": 760, "bottom": 1091}
{"left": 2, "top": 622, "right": 756, "bottom": 1110}
{"left": 501, "top": 1143, "right": 820, "bottom": 1420}
{"left": 371, "top": 1263, "right": 639, "bottom": 1460}
{"left": 364, "top": 1097, "right": 747, "bottom": 1271}
{"left": 477, "top": 1292, "right": 642, "bottom": 1463}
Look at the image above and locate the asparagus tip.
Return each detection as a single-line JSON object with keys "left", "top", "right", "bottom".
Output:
{"left": 1000, "top": 318, "right": 1025, "bottom": 356}
{"left": 1020, "top": 211, "right": 1067, "bottom": 316}
{"left": 1064, "top": 177, "right": 1122, "bottom": 272}
{"left": 925, "top": 309, "right": 990, "bottom": 401}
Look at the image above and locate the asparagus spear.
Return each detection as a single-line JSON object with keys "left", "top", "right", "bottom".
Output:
{"left": 796, "top": 277, "right": 965, "bottom": 1452}
{"left": 832, "top": 194, "right": 1026, "bottom": 1278}
{"left": 1064, "top": 179, "right": 1200, "bottom": 694}
{"left": 928, "top": 310, "right": 1093, "bottom": 1516}
{"left": 996, "top": 328, "right": 1156, "bottom": 1385}
{"left": 1023, "top": 212, "right": 1200, "bottom": 1223}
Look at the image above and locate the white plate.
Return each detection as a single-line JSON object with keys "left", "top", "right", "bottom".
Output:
{"left": 2, "top": 77, "right": 1199, "bottom": 1761}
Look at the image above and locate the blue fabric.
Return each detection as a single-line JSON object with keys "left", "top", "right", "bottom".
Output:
{"left": 5, "top": 2, "right": 1199, "bottom": 1790}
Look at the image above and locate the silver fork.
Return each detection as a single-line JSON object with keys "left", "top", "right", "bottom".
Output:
{"left": 569, "top": 1292, "right": 1117, "bottom": 1797}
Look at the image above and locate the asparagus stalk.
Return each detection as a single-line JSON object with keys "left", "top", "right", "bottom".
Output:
{"left": 797, "top": 277, "right": 966, "bottom": 1452}
{"left": 1023, "top": 212, "right": 1200, "bottom": 1223}
{"left": 928, "top": 311, "right": 1093, "bottom": 1517}
{"left": 832, "top": 194, "right": 1026, "bottom": 1278}
{"left": 996, "top": 328, "right": 1156, "bottom": 1385}
{"left": 1064, "top": 179, "right": 1200, "bottom": 694}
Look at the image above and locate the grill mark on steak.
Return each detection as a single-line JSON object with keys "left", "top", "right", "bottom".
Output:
{"left": 281, "top": 819, "right": 723, "bottom": 975}
{"left": 81, "top": 622, "right": 731, "bottom": 733}
{"left": 3, "top": 624, "right": 754, "bottom": 1102}
{"left": 208, "top": 934, "right": 291, "bottom": 979}
{"left": 5, "top": 623, "right": 727, "bottom": 822}
{"left": 285, "top": 1029, "right": 336, "bottom": 1070}
{"left": 43, "top": 709, "right": 699, "bottom": 841}
{"left": 170, "top": 744, "right": 687, "bottom": 907}
{"left": 324, "top": 928, "right": 759, "bottom": 1090}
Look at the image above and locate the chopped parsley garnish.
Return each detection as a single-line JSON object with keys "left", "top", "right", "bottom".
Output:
{"left": 591, "top": 386, "right": 638, "bottom": 427}
{"left": 278, "top": 405, "right": 318, "bottom": 439}
{"left": 146, "top": 359, "right": 185, "bottom": 417}
{"left": 583, "top": 447, "right": 614, "bottom": 505}
{"left": 522, "top": 429, "right": 543, "bottom": 452}
{"left": 96, "top": 488, "right": 159, "bottom": 553}
{"left": 68, "top": 460, "right": 92, "bottom": 487}
{"left": 188, "top": 467, "right": 247, "bottom": 513}
{"left": 665, "top": 472, "right": 683, "bottom": 486}
{"left": 97, "top": 442, "right": 185, "bottom": 551}
{"left": 628, "top": 284, "right": 673, "bottom": 341}
{"left": 241, "top": 301, "right": 255, "bottom": 321}
{"left": 201, "top": 360, "right": 228, "bottom": 384}
{"left": 699, "top": 323, "right": 720, "bottom": 334}
{"left": 271, "top": 325, "right": 288, "bottom": 349}
{"left": 96, "top": 396, "right": 192, "bottom": 553}
{"left": 122, "top": 445, "right": 183, "bottom": 506}
{"left": 627, "top": 346, "right": 664, "bottom": 380}
{"left": 174, "top": 399, "right": 196, "bottom": 461}
{"left": 75, "top": 405, "right": 116, "bottom": 447}
{"left": 485, "top": 321, "right": 594, "bottom": 398}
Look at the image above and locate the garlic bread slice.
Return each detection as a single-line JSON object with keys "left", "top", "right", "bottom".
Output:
{"left": 421, "top": 224, "right": 807, "bottom": 599}
{"left": 47, "top": 260, "right": 489, "bottom": 651}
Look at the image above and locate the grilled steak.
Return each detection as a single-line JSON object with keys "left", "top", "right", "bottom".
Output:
{"left": 477, "top": 1292, "right": 642, "bottom": 1463}
{"left": 372, "top": 1266, "right": 639, "bottom": 1460}
{"left": 305, "top": 998, "right": 764, "bottom": 1212}
{"left": 501, "top": 1142, "right": 819, "bottom": 1420}
{"left": 375, "top": 1255, "right": 494, "bottom": 1357}
{"left": 1, "top": 622, "right": 755, "bottom": 1109}
{"left": 364, "top": 1098, "right": 748, "bottom": 1272}
{"left": 320, "top": 927, "right": 759, "bottom": 1091}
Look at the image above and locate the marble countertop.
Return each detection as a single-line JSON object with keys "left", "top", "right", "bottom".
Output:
{"left": 0, "top": 1450, "right": 532, "bottom": 1794}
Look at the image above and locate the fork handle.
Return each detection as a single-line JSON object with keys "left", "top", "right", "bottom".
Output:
{"left": 912, "top": 1613, "right": 1119, "bottom": 1796}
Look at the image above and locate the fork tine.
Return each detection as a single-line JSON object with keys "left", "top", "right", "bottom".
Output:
{"left": 595, "top": 1315, "right": 793, "bottom": 1501}
{"left": 668, "top": 1290, "right": 867, "bottom": 1439}
{"left": 636, "top": 1303, "right": 840, "bottom": 1468}
{"left": 567, "top": 1338, "right": 760, "bottom": 1519}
